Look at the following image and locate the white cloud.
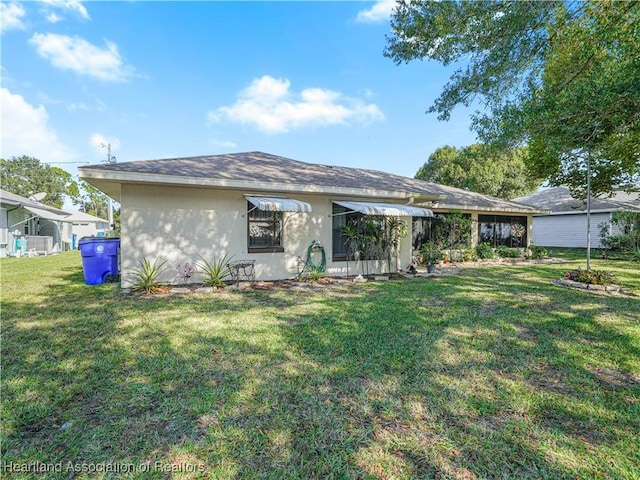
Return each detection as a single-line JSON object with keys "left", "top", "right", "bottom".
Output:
{"left": 0, "top": 87, "right": 73, "bottom": 162}
{"left": 30, "top": 33, "right": 133, "bottom": 82}
{"left": 41, "top": 0, "right": 90, "bottom": 20}
{"left": 355, "top": 0, "right": 396, "bottom": 24}
{"left": 208, "top": 75, "right": 384, "bottom": 134}
{"left": 1, "top": 3, "right": 26, "bottom": 33}
{"left": 45, "top": 12, "right": 63, "bottom": 23}
{"left": 67, "top": 102, "right": 89, "bottom": 112}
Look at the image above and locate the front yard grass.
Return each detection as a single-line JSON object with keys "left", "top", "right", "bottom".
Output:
{"left": 1, "top": 251, "right": 639, "bottom": 479}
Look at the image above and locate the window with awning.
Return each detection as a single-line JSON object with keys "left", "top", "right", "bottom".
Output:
{"left": 245, "top": 196, "right": 312, "bottom": 253}
{"left": 245, "top": 196, "right": 312, "bottom": 213}
{"left": 331, "top": 201, "right": 431, "bottom": 262}
{"left": 332, "top": 200, "right": 433, "bottom": 217}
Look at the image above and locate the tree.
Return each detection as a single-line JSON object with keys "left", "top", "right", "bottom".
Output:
{"left": 415, "top": 144, "right": 540, "bottom": 199}
{"left": 386, "top": 1, "right": 640, "bottom": 196}
{"left": 415, "top": 145, "right": 461, "bottom": 186}
{"left": 0, "top": 155, "right": 79, "bottom": 208}
{"left": 74, "top": 180, "right": 110, "bottom": 219}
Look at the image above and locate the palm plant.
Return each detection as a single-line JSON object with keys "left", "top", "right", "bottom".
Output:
{"left": 130, "top": 258, "right": 170, "bottom": 294}
{"left": 363, "top": 219, "right": 381, "bottom": 276}
{"left": 196, "top": 254, "right": 232, "bottom": 287}
{"left": 341, "top": 224, "right": 361, "bottom": 277}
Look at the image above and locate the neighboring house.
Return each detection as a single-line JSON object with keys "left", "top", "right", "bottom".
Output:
{"left": 513, "top": 187, "right": 640, "bottom": 248}
{"left": 0, "top": 189, "right": 73, "bottom": 257}
{"left": 65, "top": 210, "right": 110, "bottom": 246}
{"left": 78, "top": 152, "right": 544, "bottom": 287}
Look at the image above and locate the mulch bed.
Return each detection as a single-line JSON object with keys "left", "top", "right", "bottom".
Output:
{"left": 125, "top": 258, "right": 591, "bottom": 296}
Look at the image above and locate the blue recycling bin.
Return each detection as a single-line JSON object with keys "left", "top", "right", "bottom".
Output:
{"left": 79, "top": 237, "right": 120, "bottom": 285}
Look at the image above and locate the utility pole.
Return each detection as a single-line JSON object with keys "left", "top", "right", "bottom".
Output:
{"left": 100, "top": 143, "right": 116, "bottom": 231}
{"left": 586, "top": 145, "right": 591, "bottom": 271}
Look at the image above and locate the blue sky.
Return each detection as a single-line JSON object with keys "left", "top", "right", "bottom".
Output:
{"left": 1, "top": 0, "right": 479, "bottom": 185}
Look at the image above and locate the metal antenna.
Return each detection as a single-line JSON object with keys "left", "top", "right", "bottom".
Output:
{"left": 99, "top": 143, "right": 117, "bottom": 230}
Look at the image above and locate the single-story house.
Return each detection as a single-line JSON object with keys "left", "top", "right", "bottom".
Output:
{"left": 65, "top": 210, "right": 110, "bottom": 246}
{"left": 78, "top": 151, "right": 545, "bottom": 287}
{"left": 0, "top": 189, "right": 73, "bottom": 257}
{"left": 513, "top": 187, "right": 640, "bottom": 248}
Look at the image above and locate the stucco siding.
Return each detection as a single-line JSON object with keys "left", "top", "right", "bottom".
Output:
{"left": 120, "top": 185, "right": 416, "bottom": 287}
{"left": 531, "top": 213, "right": 611, "bottom": 248}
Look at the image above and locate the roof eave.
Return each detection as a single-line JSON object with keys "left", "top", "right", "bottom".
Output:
{"left": 426, "top": 202, "right": 548, "bottom": 215}
{"left": 535, "top": 207, "right": 640, "bottom": 216}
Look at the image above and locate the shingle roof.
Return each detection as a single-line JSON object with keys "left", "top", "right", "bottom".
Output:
{"left": 80, "top": 151, "right": 542, "bottom": 213}
{"left": 513, "top": 187, "right": 640, "bottom": 213}
{"left": 0, "top": 190, "right": 109, "bottom": 222}
{"left": 64, "top": 210, "right": 109, "bottom": 223}
{"left": 0, "top": 189, "right": 70, "bottom": 215}
{"left": 610, "top": 190, "right": 640, "bottom": 206}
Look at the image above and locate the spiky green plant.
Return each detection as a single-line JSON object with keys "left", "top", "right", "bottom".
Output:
{"left": 196, "top": 254, "right": 232, "bottom": 288}
{"left": 306, "top": 269, "right": 325, "bottom": 283}
{"left": 130, "top": 258, "right": 170, "bottom": 293}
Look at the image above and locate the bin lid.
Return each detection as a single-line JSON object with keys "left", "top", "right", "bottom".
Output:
{"left": 79, "top": 236, "right": 120, "bottom": 241}
{"left": 78, "top": 236, "right": 120, "bottom": 244}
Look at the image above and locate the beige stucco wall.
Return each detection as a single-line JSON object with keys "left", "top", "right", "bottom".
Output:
{"left": 120, "top": 184, "right": 416, "bottom": 287}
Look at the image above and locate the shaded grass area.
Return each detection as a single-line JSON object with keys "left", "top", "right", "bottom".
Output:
{"left": 547, "top": 246, "right": 636, "bottom": 262}
{"left": 1, "top": 252, "right": 639, "bottom": 479}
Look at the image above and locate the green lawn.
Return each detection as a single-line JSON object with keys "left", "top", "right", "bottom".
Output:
{"left": 1, "top": 251, "right": 639, "bottom": 479}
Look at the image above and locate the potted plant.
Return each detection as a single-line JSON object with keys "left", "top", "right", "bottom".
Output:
{"left": 419, "top": 241, "right": 442, "bottom": 273}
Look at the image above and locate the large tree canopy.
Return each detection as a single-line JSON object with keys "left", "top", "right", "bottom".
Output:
{"left": 0, "top": 156, "right": 79, "bottom": 208}
{"left": 386, "top": 1, "right": 640, "bottom": 197}
{"left": 415, "top": 144, "right": 540, "bottom": 199}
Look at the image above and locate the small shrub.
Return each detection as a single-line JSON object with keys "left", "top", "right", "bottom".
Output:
{"left": 197, "top": 254, "right": 232, "bottom": 288}
{"left": 420, "top": 242, "right": 442, "bottom": 265}
{"left": 476, "top": 243, "right": 494, "bottom": 260}
{"left": 631, "top": 247, "right": 640, "bottom": 262}
{"left": 530, "top": 245, "right": 548, "bottom": 259}
{"left": 130, "top": 258, "right": 169, "bottom": 293}
{"left": 496, "top": 245, "right": 521, "bottom": 258}
{"left": 602, "top": 234, "right": 627, "bottom": 251}
{"left": 462, "top": 247, "right": 475, "bottom": 262}
{"left": 564, "top": 268, "right": 614, "bottom": 285}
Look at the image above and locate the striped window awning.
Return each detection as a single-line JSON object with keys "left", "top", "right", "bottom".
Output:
{"left": 333, "top": 200, "right": 433, "bottom": 217}
{"left": 246, "top": 196, "right": 313, "bottom": 213}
